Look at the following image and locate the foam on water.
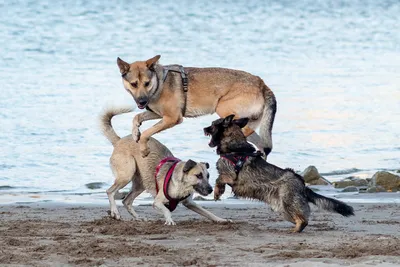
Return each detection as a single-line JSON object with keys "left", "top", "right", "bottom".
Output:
{"left": 1, "top": 0, "right": 399, "bottom": 203}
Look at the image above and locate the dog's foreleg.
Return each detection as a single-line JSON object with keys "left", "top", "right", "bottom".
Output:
{"left": 214, "top": 175, "right": 234, "bottom": 200}
{"left": 153, "top": 198, "right": 176, "bottom": 225}
{"left": 132, "top": 111, "right": 161, "bottom": 142}
{"left": 182, "top": 198, "right": 231, "bottom": 223}
{"left": 214, "top": 182, "right": 226, "bottom": 201}
{"left": 139, "top": 115, "right": 182, "bottom": 157}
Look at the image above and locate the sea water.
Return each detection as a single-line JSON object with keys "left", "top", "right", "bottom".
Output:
{"left": 1, "top": 0, "right": 399, "bottom": 204}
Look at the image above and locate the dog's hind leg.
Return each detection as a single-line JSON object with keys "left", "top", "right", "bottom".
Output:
{"left": 107, "top": 156, "right": 136, "bottom": 220}
{"left": 182, "top": 198, "right": 230, "bottom": 223}
{"left": 292, "top": 215, "right": 308, "bottom": 233}
{"left": 107, "top": 182, "right": 129, "bottom": 220}
{"left": 258, "top": 92, "right": 277, "bottom": 157}
{"left": 122, "top": 176, "right": 145, "bottom": 220}
{"left": 215, "top": 104, "right": 266, "bottom": 154}
{"left": 282, "top": 195, "right": 309, "bottom": 233}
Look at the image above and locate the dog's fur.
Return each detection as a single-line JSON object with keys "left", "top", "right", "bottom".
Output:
{"left": 204, "top": 115, "right": 355, "bottom": 232}
{"left": 116, "top": 55, "right": 277, "bottom": 158}
{"left": 101, "top": 107, "right": 228, "bottom": 225}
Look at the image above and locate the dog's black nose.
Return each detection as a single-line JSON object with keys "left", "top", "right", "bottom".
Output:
{"left": 137, "top": 98, "right": 148, "bottom": 108}
{"left": 207, "top": 186, "right": 213, "bottom": 194}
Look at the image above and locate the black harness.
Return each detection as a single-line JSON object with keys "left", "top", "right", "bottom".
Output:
{"left": 220, "top": 151, "right": 263, "bottom": 174}
{"left": 162, "top": 65, "right": 188, "bottom": 116}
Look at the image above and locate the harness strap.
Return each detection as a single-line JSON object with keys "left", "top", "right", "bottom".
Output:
{"left": 154, "top": 157, "right": 190, "bottom": 212}
{"left": 220, "top": 151, "right": 263, "bottom": 174}
{"left": 162, "top": 65, "right": 188, "bottom": 116}
{"left": 221, "top": 155, "right": 249, "bottom": 174}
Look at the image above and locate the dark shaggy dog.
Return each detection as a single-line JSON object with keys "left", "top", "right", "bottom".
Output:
{"left": 204, "top": 115, "right": 354, "bottom": 232}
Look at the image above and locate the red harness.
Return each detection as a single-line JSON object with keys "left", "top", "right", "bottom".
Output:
{"left": 154, "top": 157, "right": 190, "bottom": 212}
{"left": 221, "top": 151, "right": 263, "bottom": 173}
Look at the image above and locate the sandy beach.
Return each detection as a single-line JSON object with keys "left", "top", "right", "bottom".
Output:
{"left": 1, "top": 201, "right": 399, "bottom": 266}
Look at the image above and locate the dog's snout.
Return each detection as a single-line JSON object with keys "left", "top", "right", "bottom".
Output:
{"left": 137, "top": 97, "right": 149, "bottom": 108}
{"left": 207, "top": 185, "right": 213, "bottom": 194}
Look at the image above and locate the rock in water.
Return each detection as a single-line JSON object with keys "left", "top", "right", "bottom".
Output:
{"left": 342, "top": 186, "right": 359, "bottom": 193}
{"left": 370, "top": 171, "right": 400, "bottom": 192}
{"left": 366, "top": 186, "right": 386, "bottom": 193}
{"left": 301, "top": 166, "right": 331, "bottom": 185}
{"left": 333, "top": 177, "right": 368, "bottom": 188}
{"left": 85, "top": 182, "right": 106, "bottom": 190}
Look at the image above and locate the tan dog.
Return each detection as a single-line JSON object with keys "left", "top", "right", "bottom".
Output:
{"left": 101, "top": 107, "right": 229, "bottom": 225}
{"left": 116, "top": 55, "right": 277, "bottom": 158}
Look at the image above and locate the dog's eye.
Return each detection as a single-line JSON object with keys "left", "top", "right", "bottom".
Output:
{"left": 196, "top": 173, "right": 203, "bottom": 179}
{"left": 130, "top": 82, "right": 138, "bottom": 88}
{"left": 144, "top": 81, "right": 150, "bottom": 87}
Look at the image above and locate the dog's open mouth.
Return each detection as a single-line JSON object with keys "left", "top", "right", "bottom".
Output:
{"left": 137, "top": 103, "right": 147, "bottom": 109}
{"left": 204, "top": 131, "right": 215, "bottom": 147}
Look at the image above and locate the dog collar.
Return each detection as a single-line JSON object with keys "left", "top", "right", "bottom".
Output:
{"left": 155, "top": 157, "right": 190, "bottom": 212}
{"left": 220, "top": 151, "right": 263, "bottom": 174}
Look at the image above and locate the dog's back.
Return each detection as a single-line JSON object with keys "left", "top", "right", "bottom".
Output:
{"left": 100, "top": 107, "right": 173, "bottom": 191}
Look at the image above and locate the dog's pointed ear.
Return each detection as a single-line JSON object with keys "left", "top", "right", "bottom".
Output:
{"left": 117, "top": 57, "right": 130, "bottom": 75}
{"left": 201, "top": 162, "right": 210, "bottom": 169}
{"left": 223, "top": 114, "right": 235, "bottom": 127}
{"left": 183, "top": 159, "right": 197, "bottom": 173}
{"left": 146, "top": 55, "right": 161, "bottom": 70}
{"left": 233, "top": 118, "right": 249, "bottom": 128}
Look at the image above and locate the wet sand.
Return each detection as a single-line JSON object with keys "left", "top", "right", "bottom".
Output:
{"left": 0, "top": 202, "right": 399, "bottom": 266}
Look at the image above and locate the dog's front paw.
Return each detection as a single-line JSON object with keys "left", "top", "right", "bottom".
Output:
{"left": 213, "top": 185, "right": 224, "bottom": 201}
{"left": 132, "top": 127, "right": 141, "bottom": 142}
{"left": 164, "top": 218, "right": 176, "bottom": 226}
{"left": 215, "top": 218, "right": 233, "bottom": 224}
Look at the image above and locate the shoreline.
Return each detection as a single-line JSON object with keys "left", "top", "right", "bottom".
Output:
{"left": 1, "top": 190, "right": 400, "bottom": 206}
{"left": 1, "top": 202, "right": 399, "bottom": 266}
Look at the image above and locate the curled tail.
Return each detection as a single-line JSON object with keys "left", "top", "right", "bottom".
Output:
{"left": 100, "top": 107, "right": 133, "bottom": 146}
{"left": 259, "top": 85, "right": 277, "bottom": 156}
{"left": 306, "top": 187, "right": 354, "bottom": 217}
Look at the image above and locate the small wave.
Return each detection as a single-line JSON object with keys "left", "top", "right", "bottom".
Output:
{"left": 0, "top": 164, "right": 16, "bottom": 170}
{"left": 320, "top": 168, "right": 363, "bottom": 176}
{"left": 0, "top": 185, "right": 15, "bottom": 190}
{"left": 24, "top": 48, "right": 56, "bottom": 54}
{"left": 26, "top": 189, "right": 74, "bottom": 194}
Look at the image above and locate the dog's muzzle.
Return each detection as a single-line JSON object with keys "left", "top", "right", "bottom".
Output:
{"left": 194, "top": 184, "right": 213, "bottom": 196}
{"left": 137, "top": 97, "right": 149, "bottom": 109}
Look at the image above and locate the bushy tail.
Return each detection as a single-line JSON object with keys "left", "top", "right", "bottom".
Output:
{"left": 306, "top": 187, "right": 354, "bottom": 217}
{"left": 259, "top": 86, "right": 277, "bottom": 156}
{"left": 100, "top": 107, "right": 133, "bottom": 146}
